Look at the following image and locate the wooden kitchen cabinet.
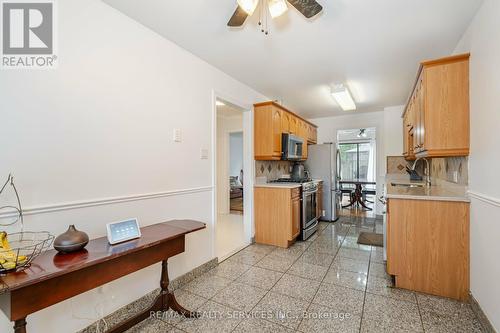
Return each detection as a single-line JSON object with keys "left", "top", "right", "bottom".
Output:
{"left": 281, "top": 111, "right": 292, "bottom": 134}
{"left": 402, "top": 53, "right": 470, "bottom": 159}
{"left": 291, "top": 191, "right": 301, "bottom": 240}
{"left": 289, "top": 116, "right": 299, "bottom": 135}
{"left": 254, "top": 103, "right": 283, "bottom": 160}
{"left": 386, "top": 198, "right": 470, "bottom": 301}
{"left": 254, "top": 186, "right": 301, "bottom": 248}
{"left": 307, "top": 125, "right": 317, "bottom": 144}
{"left": 254, "top": 101, "right": 318, "bottom": 161}
{"left": 298, "top": 120, "right": 309, "bottom": 160}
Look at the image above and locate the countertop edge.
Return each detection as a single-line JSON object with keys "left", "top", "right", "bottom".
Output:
{"left": 386, "top": 193, "right": 470, "bottom": 203}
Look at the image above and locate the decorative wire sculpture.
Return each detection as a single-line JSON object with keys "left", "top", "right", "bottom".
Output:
{"left": 0, "top": 174, "right": 24, "bottom": 231}
{"left": 0, "top": 174, "right": 54, "bottom": 274}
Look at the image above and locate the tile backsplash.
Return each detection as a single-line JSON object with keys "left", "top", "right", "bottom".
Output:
{"left": 431, "top": 156, "right": 468, "bottom": 185}
{"left": 255, "top": 160, "right": 293, "bottom": 181}
{"left": 386, "top": 156, "right": 468, "bottom": 185}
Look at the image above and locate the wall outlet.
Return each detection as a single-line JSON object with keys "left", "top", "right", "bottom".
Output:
{"left": 173, "top": 128, "right": 182, "bottom": 142}
{"left": 453, "top": 171, "right": 459, "bottom": 183}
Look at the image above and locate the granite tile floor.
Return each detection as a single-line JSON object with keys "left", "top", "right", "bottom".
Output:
{"left": 125, "top": 216, "right": 484, "bottom": 333}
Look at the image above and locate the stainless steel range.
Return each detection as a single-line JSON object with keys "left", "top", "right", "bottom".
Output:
{"left": 270, "top": 178, "right": 319, "bottom": 240}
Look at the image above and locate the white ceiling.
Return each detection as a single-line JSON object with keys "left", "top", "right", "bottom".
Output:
{"left": 104, "top": 0, "right": 482, "bottom": 118}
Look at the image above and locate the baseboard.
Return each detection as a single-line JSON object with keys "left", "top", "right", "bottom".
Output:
{"left": 469, "top": 292, "right": 497, "bottom": 333}
{"left": 218, "top": 243, "right": 250, "bottom": 262}
{"left": 78, "top": 258, "right": 218, "bottom": 333}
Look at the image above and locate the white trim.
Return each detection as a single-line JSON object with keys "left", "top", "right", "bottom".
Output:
{"left": 0, "top": 186, "right": 213, "bottom": 218}
{"left": 212, "top": 89, "right": 255, "bottom": 261}
{"left": 468, "top": 191, "right": 500, "bottom": 207}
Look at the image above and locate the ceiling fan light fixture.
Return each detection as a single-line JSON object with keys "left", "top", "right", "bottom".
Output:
{"left": 268, "top": 0, "right": 288, "bottom": 18}
{"left": 237, "top": 0, "right": 259, "bottom": 15}
{"left": 331, "top": 84, "right": 357, "bottom": 111}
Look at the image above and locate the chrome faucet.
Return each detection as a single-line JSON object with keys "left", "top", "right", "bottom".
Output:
{"left": 411, "top": 157, "right": 431, "bottom": 187}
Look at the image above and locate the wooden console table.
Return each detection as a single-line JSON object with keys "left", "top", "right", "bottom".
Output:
{"left": 0, "top": 220, "right": 206, "bottom": 333}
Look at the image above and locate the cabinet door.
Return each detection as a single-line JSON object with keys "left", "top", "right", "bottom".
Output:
{"left": 281, "top": 111, "right": 291, "bottom": 134}
{"left": 291, "top": 196, "right": 301, "bottom": 239}
{"left": 308, "top": 125, "right": 317, "bottom": 144}
{"left": 417, "top": 76, "right": 425, "bottom": 152}
{"left": 289, "top": 116, "right": 298, "bottom": 134}
{"left": 298, "top": 121, "right": 308, "bottom": 160}
{"left": 403, "top": 112, "right": 409, "bottom": 156}
{"left": 411, "top": 73, "right": 424, "bottom": 154}
{"left": 272, "top": 107, "right": 282, "bottom": 158}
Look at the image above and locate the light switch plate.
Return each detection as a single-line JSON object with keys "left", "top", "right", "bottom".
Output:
{"left": 200, "top": 148, "right": 209, "bottom": 159}
{"left": 173, "top": 129, "right": 182, "bottom": 142}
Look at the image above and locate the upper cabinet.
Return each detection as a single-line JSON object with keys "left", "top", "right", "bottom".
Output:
{"left": 254, "top": 101, "right": 317, "bottom": 161}
{"left": 403, "top": 53, "right": 470, "bottom": 159}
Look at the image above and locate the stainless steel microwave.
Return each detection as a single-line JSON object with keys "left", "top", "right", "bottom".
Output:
{"left": 282, "top": 133, "right": 304, "bottom": 160}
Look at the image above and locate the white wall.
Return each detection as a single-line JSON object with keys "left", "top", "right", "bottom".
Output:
{"left": 0, "top": 0, "right": 266, "bottom": 332}
{"left": 229, "top": 132, "right": 244, "bottom": 177}
{"left": 310, "top": 106, "right": 403, "bottom": 213}
{"left": 453, "top": 0, "right": 500, "bottom": 329}
{"left": 383, "top": 106, "right": 405, "bottom": 157}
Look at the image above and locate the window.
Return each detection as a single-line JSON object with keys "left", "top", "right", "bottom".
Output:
{"left": 338, "top": 141, "right": 375, "bottom": 181}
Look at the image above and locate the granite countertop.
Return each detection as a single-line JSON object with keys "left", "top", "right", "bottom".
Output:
{"left": 385, "top": 174, "right": 470, "bottom": 203}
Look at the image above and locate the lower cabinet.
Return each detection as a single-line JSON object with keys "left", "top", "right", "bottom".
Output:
{"left": 291, "top": 192, "right": 301, "bottom": 240}
{"left": 386, "top": 198, "right": 470, "bottom": 301}
{"left": 255, "top": 186, "right": 301, "bottom": 248}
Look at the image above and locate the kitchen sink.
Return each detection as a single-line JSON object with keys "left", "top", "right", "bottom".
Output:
{"left": 391, "top": 182, "right": 425, "bottom": 188}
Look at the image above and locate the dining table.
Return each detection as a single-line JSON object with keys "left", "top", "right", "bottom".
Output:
{"left": 339, "top": 179, "right": 377, "bottom": 210}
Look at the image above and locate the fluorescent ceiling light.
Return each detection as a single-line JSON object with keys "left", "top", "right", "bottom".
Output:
{"left": 268, "top": 0, "right": 288, "bottom": 18}
{"left": 216, "top": 100, "right": 225, "bottom": 106}
{"left": 331, "top": 84, "right": 356, "bottom": 111}
{"left": 237, "top": 0, "right": 259, "bottom": 15}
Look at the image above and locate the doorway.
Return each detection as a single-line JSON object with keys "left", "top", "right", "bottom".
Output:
{"left": 337, "top": 127, "right": 377, "bottom": 217}
{"left": 215, "top": 98, "right": 250, "bottom": 260}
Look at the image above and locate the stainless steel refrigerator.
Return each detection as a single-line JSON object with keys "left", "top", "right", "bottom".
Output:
{"left": 305, "top": 143, "right": 341, "bottom": 222}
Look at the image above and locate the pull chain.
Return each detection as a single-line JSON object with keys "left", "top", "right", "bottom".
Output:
{"left": 257, "top": 0, "right": 269, "bottom": 36}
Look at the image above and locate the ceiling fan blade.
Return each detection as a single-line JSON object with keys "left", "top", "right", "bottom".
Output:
{"left": 287, "top": 0, "right": 323, "bottom": 18}
{"left": 227, "top": 6, "right": 249, "bottom": 27}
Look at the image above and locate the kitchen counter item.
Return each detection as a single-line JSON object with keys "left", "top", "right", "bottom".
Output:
{"left": 291, "top": 163, "right": 306, "bottom": 181}
{"left": 53, "top": 225, "right": 89, "bottom": 253}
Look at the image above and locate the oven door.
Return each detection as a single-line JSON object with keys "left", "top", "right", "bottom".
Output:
{"left": 302, "top": 189, "right": 318, "bottom": 229}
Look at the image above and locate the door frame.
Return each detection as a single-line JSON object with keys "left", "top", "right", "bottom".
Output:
{"left": 211, "top": 90, "right": 254, "bottom": 260}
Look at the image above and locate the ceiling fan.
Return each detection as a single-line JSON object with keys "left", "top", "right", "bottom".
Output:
{"left": 228, "top": 0, "right": 323, "bottom": 33}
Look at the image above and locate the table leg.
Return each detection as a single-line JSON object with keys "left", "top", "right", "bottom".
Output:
{"left": 355, "top": 184, "right": 372, "bottom": 210}
{"left": 160, "top": 260, "right": 199, "bottom": 318}
{"left": 107, "top": 260, "right": 199, "bottom": 333}
{"left": 13, "top": 318, "right": 27, "bottom": 333}
{"left": 342, "top": 191, "right": 356, "bottom": 208}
